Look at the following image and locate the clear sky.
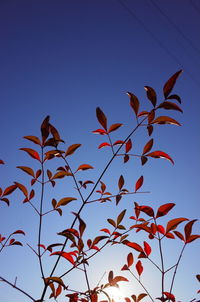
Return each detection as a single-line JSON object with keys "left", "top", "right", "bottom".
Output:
{"left": 0, "top": 1, "right": 200, "bottom": 302}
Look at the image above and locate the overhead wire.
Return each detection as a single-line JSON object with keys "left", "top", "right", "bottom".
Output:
{"left": 116, "top": 0, "right": 200, "bottom": 86}
{"left": 150, "top": 0, "right": 200, "bottom": 55}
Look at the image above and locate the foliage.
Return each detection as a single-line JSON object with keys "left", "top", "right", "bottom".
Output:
{"left": 0, "top": 71, "right": 199, "bottom": 302}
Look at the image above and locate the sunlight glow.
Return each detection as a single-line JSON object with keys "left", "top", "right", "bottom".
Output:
{"left": 105, "top": 286, "right": 125, "bottom": 302}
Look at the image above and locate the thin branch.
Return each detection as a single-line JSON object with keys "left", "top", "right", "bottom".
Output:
{"left": 0, "top": 276, "right": 35, "bottom": 301}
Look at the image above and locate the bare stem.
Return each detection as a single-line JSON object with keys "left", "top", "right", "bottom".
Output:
{"left": 0, "top": 276, "right": 35, "bottom": 301}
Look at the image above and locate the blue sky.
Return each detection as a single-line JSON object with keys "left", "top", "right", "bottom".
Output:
{"left": 0, "top": 1, "right": 200, "bottom": 301}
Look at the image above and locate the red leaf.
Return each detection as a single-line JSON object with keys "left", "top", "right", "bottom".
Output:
{"left": 50, "top": 251, "right": 74, "bottom": 265}
{"left": 112, "top": 276, "right": 129, "bottom": 284}
{"left": 136, "top": 260, "right": 143, "bottom": 276}
{"left": 0, "top": 160, "right": 5, "bottom": 164}
{"left": 121, "top": 264, "right": 129, "bottom": 271}
{"left": 92, "top": 129, "right": 107, "bottom": 135}
{"left": 125, "top": 241, "right": 143, "bottom": 252}
{"left": 163, "top": 69, "right": 183, "bottom": 98}
{"left": 12, "top": 230, "right": 25, "bottom": 235}
{"left": 108, "top": 123, "right": 123, "bottom": 133}
{"left": 98, "top": 142, "right": 111, "bottom": 149}
{"left": 77, "top": 164, "right": 94, "bottom": 171}
{"left": 14, "top": 182, "right": 28, "bottom": 197}
{"left": 146, "top": 150, "right": 174, "bottom": 164}
{"left": 96, "top": 107, "right": 107, "bottom": 130}
{"left": 113, "top": 140, "right": 124, "bottom": 146}
{"left": 167, "top": 94, "right": 181, "bottom": 104}
{"left": 135, "top": 176, "right": 144, "bottom": 192}
{"left": 20, "top": 148, "right": 41, "bottom": 161}
{"left": 143, "top": 241, "right": 151, "bottom": 256}
{"left": 158, "top": 101, "right": 183, "bottom": 113}
{"left": 142, "top": 139, "right": 154, "bottom": 155}
{"left": 126, "top": 139, "right": 132, "bottom": 153}
{"left": 127, "top": 92, "right": 140, "bottom": 116}
{"left": 144, "top": 86, "right": 157, "bottom": 107}
{"left": 166, "top": 218, "right": 188, "bottom": 233}
{"left": 163, "top": 292, "right": 175, "bottom": 302}
{"left": 56, "top": 197, "right": 76, "bottom": 207}
{"left": 100, "top": 228, "right": 110, "bottom": 235}
{"left": 137, "top": 293, "right": 147, "bottom": 302}
{"left": 157, "top": 225, "right": 165, "bottom": 235}
{"left": 127, "top": 252, "right": 134, "bottom": 267}
{"left": 173, "top": 231, "right": 185, "bottom": 241}
{"left": 184, "top": 219, "right": 197, "bottom": 241}
{"left": 152, "top": 116, "right": 181, "bottom": 126}
{"left": 186, "top": 234, "right": 200, "bottom": 243}
{"left": 156, "top": 203, "right": 175, "bottom": 218}
{"left": 139, "top": 206, "right": 154, "bottom": 217}
{"left": 55, "top": 284, "right": 62, "bottom": 298}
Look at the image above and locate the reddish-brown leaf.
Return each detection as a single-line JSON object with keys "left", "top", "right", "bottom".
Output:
{"left": 141, "top": 156, "right": 148, "bottom": 166}
{"left": 98, "top": 142, "right": 111, "bottom": 149}
{"left": 136, "top": 260, "right": 143, "bottom": 276}
{"left": 157, "top": 225, "right": 165, "bottom": 235}
{"left": 17, "top": 166, "right": 35, "bottom": 177}
{"left": 142, "top": 139, "right": 154, "bottom": 155}
{"left": 166, "top": 218, "right": 188, "bottom": 233}
{"left": 77, "top": 164, "right": 94, "bottom": 171}
{"left": 196, "top": 275, "right": 200, "bottom": 282}
{"left": 113, "top": 140, "right": 124, "bottom": 146}
{"left": 107, "top": 218, "right": 116, "bottom": 228}
{"left": 139, "top": 206, "right": 154, "bottom": 217}
{"left": 137, "top": 293, "right": 147, "bottom": 302}
{"left": 143, "top": 241, "right": 151, "bottom": 256}
{"left": 121, "top": 264, "right": 129, "bottom": 271}
{"left": 45, "top": 277, "right": 65, "bottom": 287}
{"left": 3, "top": 184, "right": 17, "bottom": 196}
{"left": 152, "top": 116, "right": 181, "bottom": 126}
{"left": 56, "top": 197, "right": 76, "bottom": 207}
{"left": 163, "top": 69, "right": 183, "bottom": 98}
{"left": 137, "top": 111, "right": 149, "bottom": 117}
{"left": 112, "top": 276, "right": 129, "bottom": 284}
{"left": 186, "top": 234, "right": 200, "bottom": 243}
{"left": 41, "top": 116, "right": 50, "bottom": 143}
{"left": 14, "top": 182, "right": 28, "bottom": 197}
{"left": 20, "top": 148, "right": 41, "bottom": 161}
{"left": 158, "top": 101, "right": 183, "bottom": 113}
{"left": 108, "top": 270, "right": 113, "bottom": 283}
{"left": 173, "top": 230, "right": 185, "bottom": 241}
{"left": 100, "top": 228, "right": 110, "bottom": 235}
{"left": 65, "top": 144, "right": 81, "bottom": 156}
{"left": 0, "top": 159, "right": 5, "bottom": 164}
{"left": 126, "top": 139, "right": 132, "bottom": 153}
{"left": 144, "top": 86, "right": 157, "bottom": 107}
{"left": 118, "top": 175, "right": 124, "bottom": 190}
{"left": 23, "top": 135, "right": 41, "bottom": 146}
{"left": 156, "top": 203, "right": 175, "bottom": 218}
{"left": 50, "top": 251, "right": 74, "bottom": 265}
{"left": 127, "top": 252, "right": 134, "bottom": 267}
{"left": 167, "top": 94, "right": 181, "bottom": 104}
{"left": 117, "top": 209, "right": 126, "bottom": 225}
{"left": 147, "top": 125, "right": 153, "bottom": 136}
{"left": 108, "top": 123, "right": 123, "bottom": 133}
{"left": 127, "top": 92, "right": 140, "bottom": 116}
{"left": 146, "top": 150, "right": 174, "bottom": 164}
{"left": 55, "top": 284, "right": 62, "bottom": 298}
{"left": 184, "top": 219, "right": 197, "bottom": 241}
{"left": 96, "top": 107, "right": 107, "bottom": 130}
{"left": 124, "top": 154, "right": 129, "bottom": 163}
{"left": 135, "top": 176, "right": 144, "bottom": 192}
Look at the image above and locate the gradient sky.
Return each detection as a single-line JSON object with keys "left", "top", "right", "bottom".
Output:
{"left": 0, "top": 1, "right": 200, "bottom": 302}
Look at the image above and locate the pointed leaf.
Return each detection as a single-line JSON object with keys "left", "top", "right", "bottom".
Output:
{"left": 139, "top": 206, "right": 154, "bottom": 217}
{"left": 144, "top": 86, "right": 157, "bottom": 107}
{"left": 92, "top": 129, "right": 107, "bottom": 135}
{"left": 158, "top": 101, "right": 183, "bottom": 113}
{"left": 163, "top": 292, "right": 175, "bottom": 302}
{"left": 77, "top": 164, "right": 94, "bottom": 171}
{"left": 17, "top": 166, "right": 35, "bottom": 177}
{"left": 163, "top": 69, "right": 183, "bottom": 98}
{"left": 108, "top": 123, "right": 123, "bottom": 133}
{"left": 135, "top": 176, "right": 144, "bottom": 192}
{"left": 66, "top": 144, "right": 81, "bottom": 156}
{"left": 126, "top": 139, "right": 132, "bottom": 153}
{"left": 56, "top": 197, "right": 76, "bottom": 207}
{"left": 138, "top": 293, "right": 147, "bottom": 302}
{"left": 136, "top": 260, "right": 143, "bottom": 276}
{"left": 96, "top": 107, "right": 107, "bottom": 130}
{"left": 156, "top": 203, "right": 175, "bottom": 218}
{"left": 20, "top": 148, "right": 41, "bottom": 161}
{"left": 98, "top": 142, "right": 111, "bottom": 149}
{"left": 127, "top": 252, "right": 134, "bottom": 267}
{"left": 23, "top": 135, "right": 41, "bottom": 146}
{"left": 146, "top": 150, "right": 174, "bottom": 164}
{"left": 166, "top": 218, "right": 188, "bottom": 233}
{"left": 41, "top": 116, "right": 50, "bottom": 142}
{"left": 14, "top": 182, "right": 28, "bottom": 197}
{"left": 167, "top": 94, "right": 181, "bottom": 104}
{"left": 3, "top": 184, "right": 17, "bottom": 196}
{"left": 118, "top": 175, "right": 124, "bottom": 190}
{"left": 117, "top": 209, "right": 126, "bottom": 225}
{"left": 143, "top": 241, "right": 151, "bottom": 256}
{"left": 12, "top": 230, "right": 25, "bottom": 235}
{"left": 142, "top": 139, "right": 154, "bottom": 155}
{"left": 108, "top": 271, "right": 113, "bottom": 283}
{"left": 50, "top": 251, "right": 74, "bottom": 265}
{"left": 125, "top": 241, "right": 143, "bottom": 252}
{"left": 127, "top": 92, "right": 140, "bottom": 116}
{"left": 184, "top": 219, "right": 197, "bottom": 241}
{"left": 152, "top": 116, "right": 181, "bottom": 126}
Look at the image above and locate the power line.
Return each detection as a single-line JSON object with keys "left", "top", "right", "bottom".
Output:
{"left": 150, "top": 0, "right": 200, "bottom": 56}
{"left": 116, "top": 0, "right": 200, "bottom": 86}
